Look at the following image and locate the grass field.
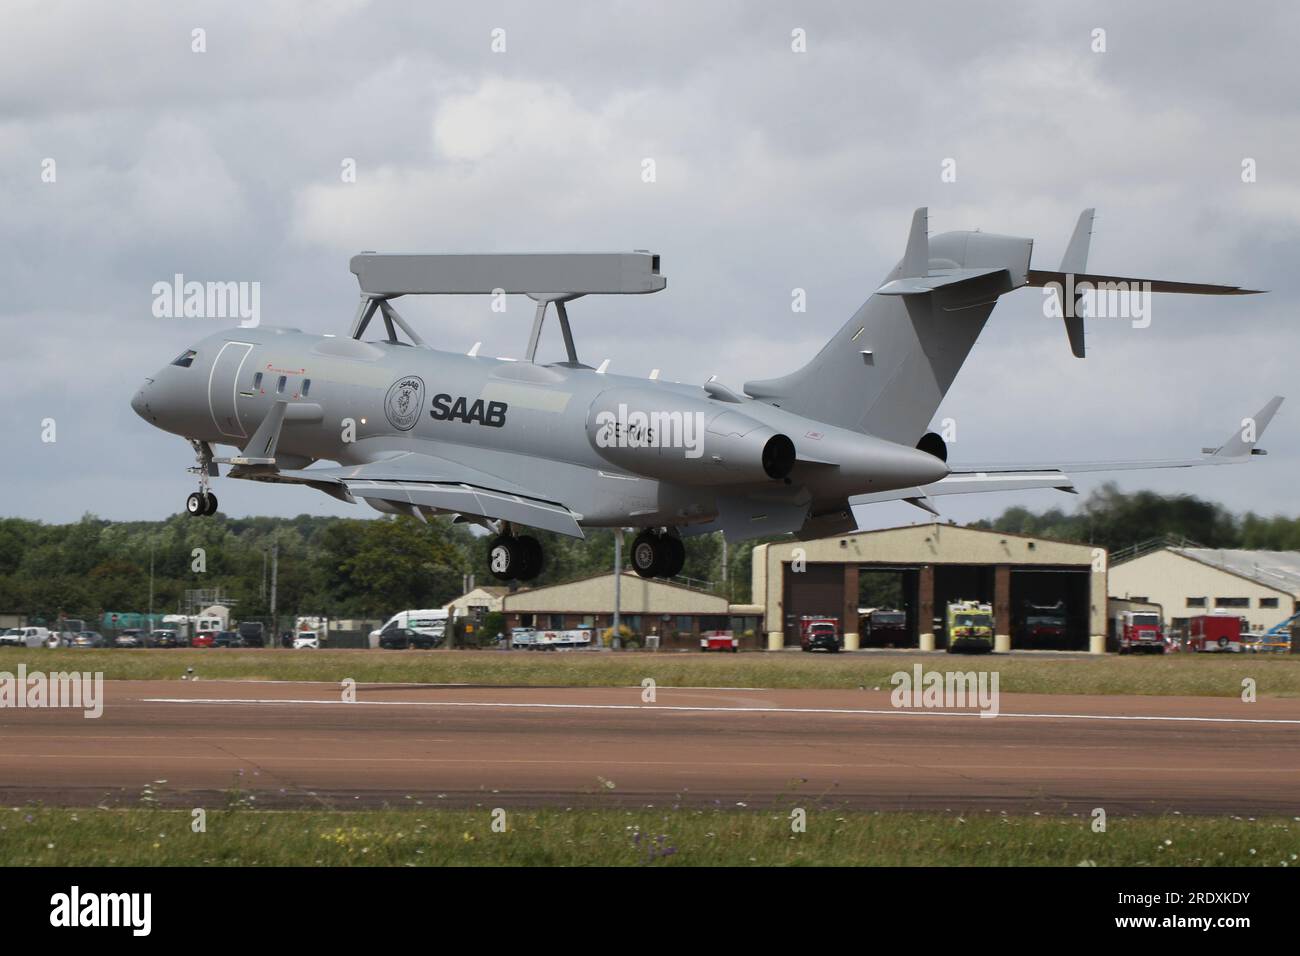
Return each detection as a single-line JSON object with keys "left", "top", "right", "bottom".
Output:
{"left": 2, "top": 806, "right": 1295, "bottom": 866}
{"left": 1, "top": 647, "right": 1297, "bottom": 698}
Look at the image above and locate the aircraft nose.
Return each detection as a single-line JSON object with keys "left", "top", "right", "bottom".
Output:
{"left": 131, "top": 379, "right": 155, "bottom": 422}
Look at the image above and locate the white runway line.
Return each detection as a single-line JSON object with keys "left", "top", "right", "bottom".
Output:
{"left": 138, "top": 697, "right": 1300, "bottom": 726}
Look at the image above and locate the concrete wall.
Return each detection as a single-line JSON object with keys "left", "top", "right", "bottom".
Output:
{"left": 1108, "top": 550, "right": 1294, "bottom": 633}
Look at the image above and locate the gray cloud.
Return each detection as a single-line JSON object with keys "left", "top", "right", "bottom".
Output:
{"left": 1, "top": 0, "right": 1295, "bottom": 524}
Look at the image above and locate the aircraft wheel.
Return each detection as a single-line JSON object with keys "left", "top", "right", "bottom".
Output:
{"left": 488, "top": 536, "right": 523, "bottom": 581}
{"left": 186, "top": 492, "right": 207, "bottom": 516}
{"left": 204, "top": 492, "right": 218, "bottom": 515}
{"left": 631, "top": 532, "right": 663, "bottom": 578}
{"left": 659, "top": 535, "right": 686, "bottom": 578}
{"left": 516, "top": 535, "right": 544, "bottom": 581}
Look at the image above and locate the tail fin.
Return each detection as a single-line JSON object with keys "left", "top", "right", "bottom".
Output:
{"left": 743, "top": 207, "right": 1028, "bottom": 446}
{"left": 1055, "top": 209, "right": 1094, "bottom": 358}
{"left": 743, "top": 206, "right": 1263, "bottom": 446}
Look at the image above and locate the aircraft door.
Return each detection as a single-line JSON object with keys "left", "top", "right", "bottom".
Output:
{"left": 208, "top": 341, "right": 254, "bottom": 439}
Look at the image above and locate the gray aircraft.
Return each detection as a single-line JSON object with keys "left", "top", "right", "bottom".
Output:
{"left": 131, "top": 208, "right": 1281, "bottom": 582}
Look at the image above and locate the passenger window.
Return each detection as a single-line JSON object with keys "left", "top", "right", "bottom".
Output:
{"left": 277, "top": 375, "right": 287, "bottom": 394}
{"left": 171, "top": 349, "right": 197, "bottom": 368}
{"left": 253, "top": 372, "right": 263, "bottom": 390}
{"left": 301, "top": 378, "right": 311, "bottom": 397}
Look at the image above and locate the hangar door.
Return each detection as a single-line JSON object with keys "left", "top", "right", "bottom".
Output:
{"left": 782, "top": 563, "right": 846, "bottom": 647}
{"left": 1010, "top": 568, "right": 1090, "bottom": 650}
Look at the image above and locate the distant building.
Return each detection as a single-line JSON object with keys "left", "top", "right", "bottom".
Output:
{"left": 498, "top": 572, "right": 756, "bottom": 650}
{"left": 1109, "top": 546, "right": 1300, "bottom": 634}
{"left": 445, "top": 586, "right": 509, "bottom": 617}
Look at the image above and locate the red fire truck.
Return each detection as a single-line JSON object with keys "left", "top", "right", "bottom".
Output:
{"left": 1114, "top": 609, "right": 1165, "bottom": 655}
{"left": 799, "top": 616, "right": 841, "bottom": 653}
{"left": 1186, "top": 614, "right": 1244, "bottom": 653}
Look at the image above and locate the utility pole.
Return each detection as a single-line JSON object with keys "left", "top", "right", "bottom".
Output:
{"left": 612, "top": 529, "right": 623, "bottom": 644}
{"left": 269, "top": 542, "right": 279, "bottom": 649}
{"left": 721, "top": 534, "right": 728, "bottom": 591}
{"left": 147, "top": 539, "right": 155, "bottom": 633}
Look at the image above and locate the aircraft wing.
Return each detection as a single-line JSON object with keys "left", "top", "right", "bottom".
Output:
{"left": 848, "top": 396, "right": 1283, "bottom": 516}
{"left": 227, "top": 451, "right": 585, "bottom": 537}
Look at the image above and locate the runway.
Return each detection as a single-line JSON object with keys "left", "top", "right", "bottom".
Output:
{"left": 0, "top": 680, "right": 1297, "bottom": 813}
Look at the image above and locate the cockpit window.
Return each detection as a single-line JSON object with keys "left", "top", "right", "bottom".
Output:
{"left": 171, "top": 349, "right": 197, "bottom": 368}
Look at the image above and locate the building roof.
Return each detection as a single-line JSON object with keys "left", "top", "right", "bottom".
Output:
{"left": 1171, "top": 548, "right": 1300, "bottom": 596}
{"left": 502, "top": 571, "right": 728, "bottom": 614}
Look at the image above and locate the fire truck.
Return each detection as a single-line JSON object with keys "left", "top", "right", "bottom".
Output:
{"left": 946, "top": 601, "right": 994, "bottom": 654}
{"left": 799, "top": 616, "right": 841, "bottom": 653}
{"left": 1114, "top": 609, "right": 1165, "bottom": 655}
{"left": 1186, "top": 614, "right": 1245, "bottom": 653}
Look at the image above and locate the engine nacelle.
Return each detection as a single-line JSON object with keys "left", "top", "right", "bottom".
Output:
{"left": 586, "top": 387, "right": 794, "bottom": 485}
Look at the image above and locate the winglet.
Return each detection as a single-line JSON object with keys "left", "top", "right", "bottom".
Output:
{"left": 1057, "top": 208, "right": 1094, "bottom": 359}
{"left": 1208, "top": 396, "right": 1284, "bottom": 459}
{"left": 899, "top": 207, "right": 929, "bottom": 278}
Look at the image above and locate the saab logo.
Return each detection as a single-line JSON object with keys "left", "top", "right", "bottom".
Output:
{"left": 385, "top": 376, "right": 425, "bottom": 431}
{"left": 430, "top": 394, "right": 508, "bottom": 428}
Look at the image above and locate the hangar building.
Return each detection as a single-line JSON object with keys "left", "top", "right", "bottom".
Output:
{"left": 1108, "top": 544, "right": 1300, "bottom": 634}
{"left": 752, "top": 523, "right": 1107, "bottom": 652}
{"left": 500, "top": 572, "right": 762, "bottom": 650}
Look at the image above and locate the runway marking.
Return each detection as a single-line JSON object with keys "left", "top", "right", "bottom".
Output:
{"left": 137, "top": 697, "right": 1300, "bottom": 726}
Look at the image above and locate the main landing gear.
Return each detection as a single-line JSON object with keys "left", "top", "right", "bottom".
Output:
{"left": 487, "top": 528, "right": 544, "bottom": 582}
{"left": 185, "top": 440, "right": 219, "bottom": 517}
{"left": 630, "top": 530, "right": 686, "bottom": 580}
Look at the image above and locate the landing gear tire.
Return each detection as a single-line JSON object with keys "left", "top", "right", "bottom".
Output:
{"left": 204, "top": 492, "right": 217, "bottom": 515}
{"left": 660, "top": 535, "right": 686, "bottom": 578}
{"left": 516, "top": 535, "right": 544, "bottom": 582}
{"left": 631, "top": 532, "right": 664, "bottom": 578}
{"left": 186, "top": 492, "right": 207, "bottom": 516}
{"left": 488, "top": 536, "right": 523, "bottom": 581}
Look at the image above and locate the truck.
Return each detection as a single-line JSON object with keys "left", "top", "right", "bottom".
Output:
{"left": 510, "top": 626, "right": 592, "bottom": 651}
{"left": 1114, "top": 609, "right": 1165, "bottom": 655}
{"left": 1187, "top": 614, "right": 1244, "bottom": 653}
{"left": 799, "top": 616, "right": 841, "bottom": 653}
{"left": 293, "top": 616, "right": 328, "bottom": 649}
{"left": 860, "top": 608, "right": 908, "bottom": 647}
{"left": 946, "top": 600, "right": 994, "bottom": 654}
{"left": 237, "top": 620, "right": 266, "bottom": 647}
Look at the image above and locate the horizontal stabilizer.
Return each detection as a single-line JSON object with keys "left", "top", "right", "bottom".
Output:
{"left": 1027, "top": 269, "right": 1263, "bottom": 296}
{"left": 877, "top": 267, "right": 1007, "bottom": 296}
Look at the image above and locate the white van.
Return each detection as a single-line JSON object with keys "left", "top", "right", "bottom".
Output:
{"left": 2, "top": 626, "right": 56, "bottom": 648}
{"left": 369, "top": 609, "right": 450, "bottom": 649}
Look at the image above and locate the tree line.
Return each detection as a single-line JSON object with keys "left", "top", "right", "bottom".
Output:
{"left": 2, "top": 482, "right": 1294, "bottom": 627}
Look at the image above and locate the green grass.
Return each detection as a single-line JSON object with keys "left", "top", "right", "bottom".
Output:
{"left": 1, "top": 806, "right": 1295, "bottom": 866}
{"left": 2, "top": 648, "right": 1298, "bottom": 698}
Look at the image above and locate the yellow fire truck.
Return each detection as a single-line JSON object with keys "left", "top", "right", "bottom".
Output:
{"left": 946, "top": 600, "right": 994, "bottom": 654}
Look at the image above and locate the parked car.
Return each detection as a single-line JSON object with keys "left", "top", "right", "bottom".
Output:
{"left": 0, "top": 627, "right": 26, "bottom": 647}
{"left": 800, "top": 617, "right": 842, "bottom": 653}
{"left": 191, "top": 631, "right": 216, "bottom": 648}
{"left": 113, "top": 629, "right": 144, "bottom": 648}
{"left": 293, "top": 631, "right": 321, "bottom": 650}
{"left": 238, "top": 621, "right": 265, "bottom": 647}
{"left": 212, "top": 630, "right": 243, "bottom": 648}
{"left": 149, "top": 629, "right": 186, "bottom": 648}
{"left": 70, "top": 631, "right": 105, "bottom": 648}
{"left": 379, "top": 626, "right": 439, "bottom": 650}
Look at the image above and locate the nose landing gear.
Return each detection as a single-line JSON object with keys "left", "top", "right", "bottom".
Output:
{"left": 630, "top": 529, "right": 686, "bottom": 579}
{"left": 185, "top": 440, "right": 220, "bottom": 517}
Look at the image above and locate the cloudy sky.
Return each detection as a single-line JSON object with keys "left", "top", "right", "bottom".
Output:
{"left": 2, "top": 0, "right": 1297, "bottom": 530}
